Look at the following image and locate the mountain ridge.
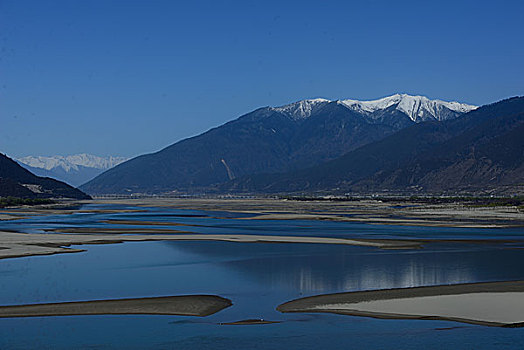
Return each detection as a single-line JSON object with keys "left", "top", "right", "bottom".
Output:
{"left": 270, "top": 94, "right": 476, "bottom": 121}
{"left": 81, "top": 93, "right": 477, "bottom": 195}
{"left": 222, "top": 96, "right": 524, "bottom": 195}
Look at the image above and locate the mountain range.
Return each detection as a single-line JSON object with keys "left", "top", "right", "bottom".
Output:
{"left": 17, "top": 154, "right": 127, "bottom": 187}
{"left": 224, "top": 96, "right": 524, "bottom": 195}
{"left": 0, "top": 153, "right": 91, "bottom": 199}
{"left": 81, "top": 94, "right": 477, "bottom": 195}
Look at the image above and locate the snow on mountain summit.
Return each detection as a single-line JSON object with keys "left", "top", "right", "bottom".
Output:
{"left": 272, "top": 94, "right": 477, "bottom": 122}
{"left": 340, "top": 94, "right": 477, "bottom": 122}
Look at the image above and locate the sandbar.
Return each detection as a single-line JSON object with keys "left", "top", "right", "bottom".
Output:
{"left": 47, "top": 227, "right": 191, "bottom": 234}
{"left": 101, "top": 219, "right": 201, "bottom": 227}
{"left": 0, "top": 295, "right": 232, "bottom": 318}
{"left": 277, "top": 280, "right": 524, "bottom": 327}
{"left": 0, "top": 230, "right": 423, "bottom": 260}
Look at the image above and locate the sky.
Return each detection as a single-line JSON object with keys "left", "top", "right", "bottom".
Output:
{"left": 1, "top": 0, "right": 523, "bottom": 159}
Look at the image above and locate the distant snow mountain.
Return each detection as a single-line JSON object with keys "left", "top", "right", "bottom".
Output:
{"left": 17, "top": 154, "right": 127, "bottom": 187}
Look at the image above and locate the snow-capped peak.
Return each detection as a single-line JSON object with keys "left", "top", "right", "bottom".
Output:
{"left": 340, "top": 94, "right": 477, "bottom": 122}
{"left": 270, "top": 94, "right": 477, "bottom": 122}
{"left": 17, "top": 154, "right": 128, "bottom": 172}
{"left": 272, "top": 98, "right": 330, "bottom": 119}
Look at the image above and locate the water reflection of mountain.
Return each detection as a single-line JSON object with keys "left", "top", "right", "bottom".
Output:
{"left": 165, "top": 241, "right": 524, "bottom": 294}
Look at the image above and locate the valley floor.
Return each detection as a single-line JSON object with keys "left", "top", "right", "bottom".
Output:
{"left": 89, "top": 197, "right": 524, "bottom": 228}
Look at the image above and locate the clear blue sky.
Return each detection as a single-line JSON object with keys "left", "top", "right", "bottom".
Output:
{"left": 1, "top": 0, "right": 523, "bottom": 158}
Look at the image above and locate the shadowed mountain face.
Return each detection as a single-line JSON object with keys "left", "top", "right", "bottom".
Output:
{"left": 0, "top": 154, "right": 91, "bottom": 199}
{"left": 225, "top": 96, "right": 524, "bottom": 195}
{"left": 81, "top": 95, "right": 474, "bottom": 195}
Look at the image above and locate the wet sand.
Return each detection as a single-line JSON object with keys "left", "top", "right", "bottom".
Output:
{"left": 0, "top": 214, "right": 24, "bottom": 221}
{"left": 220, "top": 319, "right": 281, "bottom": 325}
{"left": 0, "top": 207, "right": 147, "bottom": 217}
{"left": 277, "top": 280, "right": 524, "bottom": 327}
{"left": 101, "top": 219, "right": 202, "bottom": 227}
{"left": 47, "top": 227, "right": 191, "bottom": 234}
{"left": 0, "top": 295, "right": 232, "bottom": 318}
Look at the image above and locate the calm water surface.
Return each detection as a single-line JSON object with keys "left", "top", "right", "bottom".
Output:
{"left": 1, "top": 203, "right": 524, "bottom": 349}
